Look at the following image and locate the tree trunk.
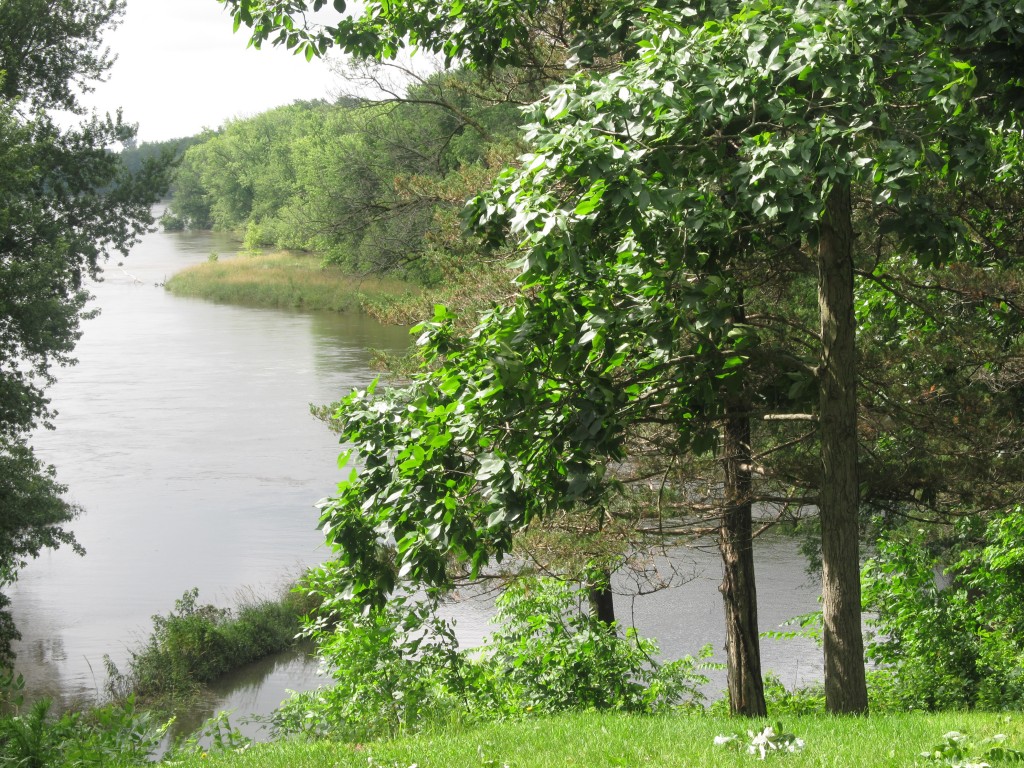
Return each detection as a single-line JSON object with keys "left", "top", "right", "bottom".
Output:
{"left": 719, "top": 396, "right": 767, "bottom": 716}
{"left": 817, "top": 181, "right": 869, "bottom": 714}
{"left": 587, "top": 571, "right": 616, "bottom": 627}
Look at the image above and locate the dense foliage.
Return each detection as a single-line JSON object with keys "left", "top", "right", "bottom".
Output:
{"left": 119, "top": 135, "right": 206, "bottom": 202}
{"left": 105, "top": 588, "right": 311, "bottom": 705}
{"left": 211, "top": 0, "right": 1024, "bottom": 718}
{"left": 864, "top": 507, "right": 1024, "bottom": 711}
{"left": 274, "top": 577, "right": 710, "bottom": 742}
{"left": 167, "top": 71, "right": 526, "bottom": 286}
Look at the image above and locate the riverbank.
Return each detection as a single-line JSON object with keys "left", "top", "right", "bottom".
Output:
{"left": 166, "top": 710, "right": 1024, "bottom": 767}
{"left": 164, "top": 251, "right": 429, "bottom": 320}
{"left": 105, "top": 586, "right": 316, "bottom": 715}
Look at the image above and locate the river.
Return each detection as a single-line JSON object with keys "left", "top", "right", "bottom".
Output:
{"left": 9, "top": 216, "right": 823, "bottom": 737}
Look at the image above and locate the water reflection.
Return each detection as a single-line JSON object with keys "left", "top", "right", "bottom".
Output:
{"left": 170, "top": 647, "right": 322, "bottom": 743}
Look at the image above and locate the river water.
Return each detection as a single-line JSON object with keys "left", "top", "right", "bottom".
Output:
{"left": 9, "top": 218, "right": 823, "bottom": 736}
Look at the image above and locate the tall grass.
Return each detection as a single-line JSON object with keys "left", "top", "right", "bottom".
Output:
{"left": 164, "top": 252, "right": 424, "bottom": 315}
{"left": 161, "top": 710, "right": 1024, "bottom": 767}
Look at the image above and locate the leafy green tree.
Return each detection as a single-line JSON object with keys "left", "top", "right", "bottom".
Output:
{"left": 305, "top": 69, "right": 526, "bottom": 278}
{"left": 224, "top": 0, "right": 1022, "bottom": 716}
{"left": 0, "top": 0, "right": 170, "bottom": 663}
{"left": 119, "top": 135, "right": 204, "bottom": 181}
{"left": 225, "top": 0, "right": 777, "bottom": 718}
{"left": 169, "top": 73, "right": 524, "bottom": 289}
{"left": 223, "top": 0, "right": 595, "bottom": 71}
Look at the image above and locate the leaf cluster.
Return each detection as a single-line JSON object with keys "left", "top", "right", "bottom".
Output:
{"left": 863, "top": 507, "right": 1024, "bottom": 710}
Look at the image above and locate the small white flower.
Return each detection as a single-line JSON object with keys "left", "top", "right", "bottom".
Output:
{"left": 713, "top": 735, "right": 736, "bottom": 746}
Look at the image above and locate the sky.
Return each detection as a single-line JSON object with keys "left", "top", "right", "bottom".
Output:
{"left": 82, "top": 0, "right": 341, "bottom": 143}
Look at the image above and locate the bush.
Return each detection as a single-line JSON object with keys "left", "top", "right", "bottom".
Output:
{"left": 479, "top": 577, "right": 711, "bottom": 714}
{"left": 273, "top": 590, "right": 468, "bottom": 742}
{"left": 862, "top": 508, "right": 1024, "bottom": 710}
{"left": 159, "top": 211, "right": 185, "bottom": 231}
{"left": 273, "top": 576, "right": 712, "bottom": 742}
{"left": 107, "top": 587, "right": 307, "bottom": 706}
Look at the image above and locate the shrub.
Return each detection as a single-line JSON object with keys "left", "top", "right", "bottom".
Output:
{"left": 478, "top": 577, "right": 711, "bottom": 714}
{"left": 159, "top": 211, "right": 185, "bottom": 231}
{"left": 273, "top": 591, "right": 467, "bottom": 742}
{"left": 107, "top": 587, "right": 307, "bottom": 706}
{"left": 862, "top": 508, "right": 1024, "bottom": 710}
{"left": 273, "top": 576, "right": 713, "bottom": 742}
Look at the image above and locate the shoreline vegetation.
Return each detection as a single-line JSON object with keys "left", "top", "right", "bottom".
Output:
{"left": 164, "top": 250, "right": 431, "bottom": 323}
{"left": 104, "top": 586, "right": 316, "bottom": 714}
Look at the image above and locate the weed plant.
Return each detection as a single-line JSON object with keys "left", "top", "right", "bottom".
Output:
{"left": 0, "top": 672, "right": 167, "bottom": 767}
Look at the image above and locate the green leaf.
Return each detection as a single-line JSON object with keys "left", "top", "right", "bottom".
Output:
{"left": 574, "top": 179, "right": 607, "bottom": 216}
{"left": 722, "top": 355, "right": 745, "bottom": 369}
{"left": 476, "top": 454, "right": 505, "bottom": 481}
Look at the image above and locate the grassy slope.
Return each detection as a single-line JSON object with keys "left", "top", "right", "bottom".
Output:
{"left": 166, "top": 711, "right": 1024, "bottom": 767}
{"left": 164, "top": 252, "right": 425, "bottom": 315}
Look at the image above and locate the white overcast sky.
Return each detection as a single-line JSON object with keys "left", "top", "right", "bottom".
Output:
{"left": 82, "top": 0, "right": 340, "bottom": 142}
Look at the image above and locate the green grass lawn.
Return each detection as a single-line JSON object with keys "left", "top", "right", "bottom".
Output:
{"left": 163, "top": 710, "right": 1024, "bottom": 767}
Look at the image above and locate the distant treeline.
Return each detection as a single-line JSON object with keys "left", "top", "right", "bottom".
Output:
{"left": 157, "top": 69, "right": 537, "bottom": 286}
{"left": 120, "top": 134, "right": 207, "bottom": 191}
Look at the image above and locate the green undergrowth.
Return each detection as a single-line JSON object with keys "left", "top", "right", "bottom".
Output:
{"left": 106, "top": 587, "right": 315, "bottom": 711}
{"left": 164, "top": 251, "right": 425, "bottom": 316}
{"left": 161, "top": 711, "right": 1024, "bottom": 768}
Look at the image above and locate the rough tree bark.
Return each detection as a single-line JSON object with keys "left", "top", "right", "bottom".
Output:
{"left": 719, "top": 398, "right": 767, "bottom": 716}
{"left": 719, "top": 297, "right": 767, "bottom": 716}
{"left": 817, "top": 181, "right": 869, "bottom": 714}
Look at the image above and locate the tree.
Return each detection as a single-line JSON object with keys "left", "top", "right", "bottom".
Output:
{"left": 473, "top": 0, "right": 1011, "bottom": 715}
{"left": 226, "top": 0, "right": 1021, "bottom": 716}
{"left": 0, "top": 0, "right": 171, "bottom": 664}
{"left": 228, "top": 0, "right": 775, "bottom": 718}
